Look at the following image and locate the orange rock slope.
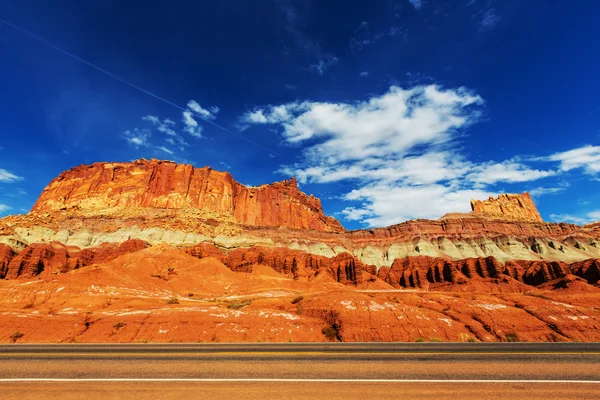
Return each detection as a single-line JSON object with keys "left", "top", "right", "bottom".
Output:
{"left": 32, "top": 159, "right": 344, "bottom": 232}
{"left": 2, "top": 159, "right": 600, "bottom": 343}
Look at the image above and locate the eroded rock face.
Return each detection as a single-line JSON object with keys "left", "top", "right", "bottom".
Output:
{"left": 32, "top": 159, "right": 344, "bottom": 233}
{"left": 378, "top": 255, "right": 600, "bottom": 289}
{"left": 470, "top": 193, "right": 543, "bottom": 222}
{"left": 185, "top": 244, "right": 376, "bottom": 285}
{"left": 0, "top": 239, "right": 148, "bottom": 279}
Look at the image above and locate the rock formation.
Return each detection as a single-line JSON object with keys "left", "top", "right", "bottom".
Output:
{"left": 3, "top": 159, "right": 600, "bottom": 343}
{"left": 377, "top": 255, "right": 600, "bottom": 289}
{"left": 0, "top": 239, "right": 148, "bottom": 279}
{"left": 470, "top": 193, "right": 543, "bottom": 222}
{"left": 32, "top": 159, "right": 344, "bottom": 233}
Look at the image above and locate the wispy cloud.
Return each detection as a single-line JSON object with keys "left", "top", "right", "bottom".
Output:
{"left": 0, "top": 168, "right": 23, "bottom": 183}
{"left": 548, "top": 145, "right": 600, "bottom": 175}
{"left": 408, "top": 0, "right": 423, "bottom": 10}
{"left": 156, "top": 146, "right": 174, "bottom": 155}
{"left": 528, "top": 187, "right": 566, "bottom": 197}
{"left": 276, "top": 0, "right": 339, "bottom": 75}
{"left": 123, "top": 128, "right": 151, "bottom": 148}
{"left": 550, "top": 210, "right": 600, "bottom": 225}
{"left": 0, "top": 204, "right": 10, "bottom": 214}
{"left": 309, "top": 56, "right": 339, "bottom": 76}
{"left": 359, "top": 71, "right": 369, "bottom": 77}
{"left": 478, "top": 8, "right": 500, "bottom": 31}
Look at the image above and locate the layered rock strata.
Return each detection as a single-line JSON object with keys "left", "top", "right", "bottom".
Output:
{"left": 32, "top": 159, "right": 344, "bottom": 233}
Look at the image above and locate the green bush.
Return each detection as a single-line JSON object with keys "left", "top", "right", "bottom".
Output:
{"left": 227, "top": 299, "right": 252, "bottom": 309}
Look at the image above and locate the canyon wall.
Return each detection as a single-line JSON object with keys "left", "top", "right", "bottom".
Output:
{"left": 31, "top": 159, "right": 344, "bottom": 233}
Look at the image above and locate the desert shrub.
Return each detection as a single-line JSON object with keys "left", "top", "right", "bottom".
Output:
{"left": 291, "top": 295, "right": 304, "bottom": 304}
{"left": 429, "top": 337, "right": 442, "bottom": 342}
{"left": 188, "top": 293, "right": 195, "bottom": 297}
{"left": 321, "top": 324, "right": 341, "bottom": 341}
{"left": 167, "top": 297, "right": 180, "bottom": 305}
{"left": 525, "top": 291, "right": 551, "bottom": 300}
{"left": 505, "top": 331, "right": 519, "bottom": 342}
{"left": 10, "top": 331, "right": 24, "bottom": 343}
{"left": 227, "top": 299, "right": 252, "bottom": 309}
{"left": 113, "top": 321, "right": 126, "bottom": 330}
{"left": 415, "top": 337, "right": 425, "bottom": 342}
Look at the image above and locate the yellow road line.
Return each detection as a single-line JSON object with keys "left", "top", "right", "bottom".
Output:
{"left": 2, "top": 352, "right": 600, "bottom": 356}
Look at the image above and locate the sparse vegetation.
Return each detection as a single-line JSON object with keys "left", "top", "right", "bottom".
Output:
{"left": 167, "top": 296, "right": 180, "bottom": 304}
{"left": 188, "top": 293, "right": 195, "bottom": 297}
{"left": 321, "top": 324, "right": 341, "bottom": 341}
{"left": 227, "top": 299, "right": 252, "bottom": 309}
{"left": 525, "top": 291, "right": 551, "bottom": 300}
{"left": 113, "top": 321, "right": 126, "bottom": 330}
{"left": 295, "top": 304, "right": 304, "bottom": 315}
{"left": 291, "top": 295, "right": 304, "bottom": 304}
{"left": 10, "top": 331, "right": 24, "bottom": 343}
{"left": 415, "top": 337, "right": 425, "bottom": 342}
{"left": 505, "top": 331, "right": 520, "bottom": 342}
{"left": 428, "top": 337, "right": 443, "bottom": 342}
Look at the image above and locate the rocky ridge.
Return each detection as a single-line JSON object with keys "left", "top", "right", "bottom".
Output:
{"left": 32, "top": 159, "right": 344, "bottom": 233}
{"left": 1, "top": 159, "right": 600, "bottom": 343}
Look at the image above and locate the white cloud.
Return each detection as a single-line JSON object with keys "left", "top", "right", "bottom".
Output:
{"left": 0, "top": 204, "right": 10, "bottom": 213}
{"left": 123, "top": 128, "right": 151, "bottom": 148}
{"left": 467, "top": 161, "right": 556, "bottom": 186}
{"left": 156, "top": 146, "right": 174, "bottom": 155}
{"left": 187, "top": 100, "right": 218, "bottom": 120}
{"left": 408, "top": 0, "right": 423, "bottom": 10}
{"left": 550, "top": 210, "right": 600, "bottom": 225}
{"left": 528, "top": 187, "right": 566, "bottom": 197}
{"left": 245, "top": 85, "right": 482, "bottom": 163}
{"left": 344, "top": 185, "right": 493, "bottom": 226}
{"left": 549, "top": 145, "right": 600, "bottom": 175}
{"left": 0, "top": 168, "right": 23, "bottom": 183}
{"left": 242, "top": 84, "right": 570, "bottom": 227}
{"left": 144, "top": 115, "right": 177, "bottom": 136}
{"left": 180, "top": 100, "right": 219, "bottom": 138}
{"left": 182, "top": 111, "right": 203, "bottom": 138}
{"left": 359, "top": 71, "right": 369, "bottom": 77}
{"left": 142, "top": 115, "right": 159, "bottom": 124}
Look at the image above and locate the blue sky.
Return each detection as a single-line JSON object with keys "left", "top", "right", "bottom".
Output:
{"left": 1, "top": 0, "right": 600, "bottom": 229}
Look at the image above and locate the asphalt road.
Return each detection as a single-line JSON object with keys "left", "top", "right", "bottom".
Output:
{"left": 1, "top": 343, "right": 599, "bottom": 399}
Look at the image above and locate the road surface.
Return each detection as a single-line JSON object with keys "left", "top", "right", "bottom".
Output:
{"left": 1, "top": 343, "right": 599, "bottom": 399}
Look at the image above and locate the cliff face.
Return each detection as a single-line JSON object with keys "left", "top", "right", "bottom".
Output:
{"left": 470, "top": 193, "right": 543, "bottom": 223}
{"left": 31, "top": 159, "right": 344, "bottom": 233}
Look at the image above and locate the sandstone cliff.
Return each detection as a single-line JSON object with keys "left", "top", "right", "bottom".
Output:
{"left": 470, "top": 193, "right": 543, "bottom": 222}
{"left": 31, "top": 159, "right": 344, "bottom": 233}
